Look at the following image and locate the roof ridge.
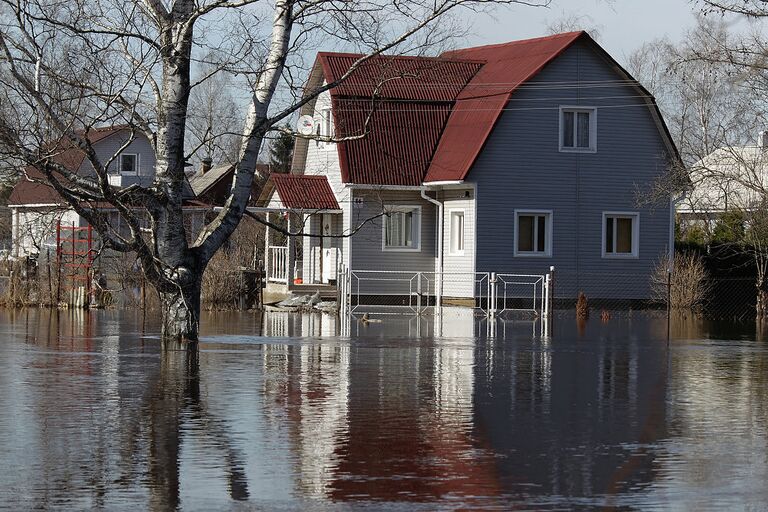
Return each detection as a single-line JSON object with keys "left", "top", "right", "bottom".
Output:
{"left": 446, "top": 31, "right": 586, "bottom": 55}
{"left": 318, "top": 51, "right": 485, "bottom": 65}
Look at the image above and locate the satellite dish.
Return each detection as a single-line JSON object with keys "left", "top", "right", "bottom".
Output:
{"left": 297, "top": 115, "right": 314, "bottom": 136}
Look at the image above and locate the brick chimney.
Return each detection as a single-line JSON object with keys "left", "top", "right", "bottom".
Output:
{"left": 201, "top": 157, "right": 212, "bottom": 174}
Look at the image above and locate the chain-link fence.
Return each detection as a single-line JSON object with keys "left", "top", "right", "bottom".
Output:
{"left": 549, "top": 270, "right": 757, "bottom": 321}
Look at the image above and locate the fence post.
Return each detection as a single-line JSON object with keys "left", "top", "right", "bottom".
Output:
{"left": 666, "top": 268, "right": 672, "bottom": 342}
{"left": 549, "top": 266, "right": 555, "bottom": 316}
{"left": 489, "top": 272, "right": 497, "bottom": 318}
{"left": 417, "top": 272, "right": 422, "bottom": 314}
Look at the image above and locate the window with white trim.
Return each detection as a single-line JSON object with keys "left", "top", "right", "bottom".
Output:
{"left": 515, "top": 210, "right": 552, "bottom": 257}
{"left": 383, "top": 205, "right": 420, "bottom": 251}
{"left": 603, "top": 212, "right": 639, "bottom": 258}
{"left": 449, "top": 210, "right": 465, "bottom": 255}
{"left": 119, "top": 153, "right": 138, "bottom": 175}
{"left": 560, "top": 107, "right": 596, "bottom": 152}
{"left": 317, "top": 107, "right": 333, "bottom": 148}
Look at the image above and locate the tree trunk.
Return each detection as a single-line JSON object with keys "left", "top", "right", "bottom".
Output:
{"left": 758, "top": 286, "right": 768, "bottom": 320}
{"left": 159, "top": 274, "right": 202, "bottom": 342}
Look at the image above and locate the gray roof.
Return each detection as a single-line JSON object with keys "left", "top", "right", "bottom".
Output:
{"left": 188, "top": 164, "right": 235, "bottom": 197}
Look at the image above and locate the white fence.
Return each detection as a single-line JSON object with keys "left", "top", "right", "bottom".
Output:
{"left": 268, "top": 246, "right": 288, "bottom": 283}
{"left": 337, "top": 267, "right": 552, "bottom": 320}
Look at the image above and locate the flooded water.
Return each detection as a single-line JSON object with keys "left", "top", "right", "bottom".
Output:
{"left": 1, "top": 308, "right": 767, "bottom": 510}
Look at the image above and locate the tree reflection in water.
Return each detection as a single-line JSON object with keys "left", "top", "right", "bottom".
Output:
{"left": 1, "top": 309, "right": 768, "bottom": 509}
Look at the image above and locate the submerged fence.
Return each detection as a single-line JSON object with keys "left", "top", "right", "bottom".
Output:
{"left": 337, "top": 267, "right": 552, "bottom": 320}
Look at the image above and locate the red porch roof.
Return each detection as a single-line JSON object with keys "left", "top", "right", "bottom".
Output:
{"left": 271, "top": 174, "right": 340, "bottom": 210}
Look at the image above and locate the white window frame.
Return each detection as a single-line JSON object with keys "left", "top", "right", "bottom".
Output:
{"left": 514, "top": 209, "right": 553, "bottom": 257}
{"left": 602, "top": 211, "right": 640, "bottom": 259}
{"left": 119, "top": 153, "right": 140, "bottom": 175}
{"left": 318, "top": 107, "right": 333, "bottom": 149}
{"left": 448, "top": 209, "right": 465, "bottom": 256}
{"left": 382, "top": 205, "right": 421, "bottom": 252}
{"left": 559, "top": 106, "right": 597, "bottom": 153}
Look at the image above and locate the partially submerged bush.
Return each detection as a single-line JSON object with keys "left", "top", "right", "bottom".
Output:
{"left": 651, "top": 253, "right": 711, "bottom": 311}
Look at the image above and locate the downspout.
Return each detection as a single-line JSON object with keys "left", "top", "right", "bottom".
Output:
{"left": 421, "top": 188, "right": 443, "bottom": 309}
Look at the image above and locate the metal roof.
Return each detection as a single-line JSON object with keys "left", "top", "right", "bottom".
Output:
{"left": 425, "top": 31, "right": 585, "bottom": 182}
{"left": 317, "top": 53, "right": 482, "bottom": 186}
{"left": 311, "top": 32, "right": 595, "bottom": 185}
{"left": 271, "top": 174, "right": 340, "bottom": 210}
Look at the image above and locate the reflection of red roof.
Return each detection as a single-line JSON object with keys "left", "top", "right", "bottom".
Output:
{"left": 312, "top": 32, "right": 598, "bottom": 185}
{"left": 271, "top": 174, "right": 340, "bottom": 210}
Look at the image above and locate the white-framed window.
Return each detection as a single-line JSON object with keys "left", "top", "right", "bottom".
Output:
{"left": 119, "top": 153, "right": 139, "bottom": 175}
{"left": 602, "top": 212, "right": 639, "bottom": 258}
{"left": 448, "top": 210, "right": 465, "bottom": 255}
{"left": 559, "top": 106, "right": 597, "bottom": 152}
{"left": 514, "top": 210, "right": 552, "bottom": 257}
{"left": 317, "top": 107, "right": 333, "bottom": 148}
{"left": 382, "top": 205, "right": 421, "bottom": 251}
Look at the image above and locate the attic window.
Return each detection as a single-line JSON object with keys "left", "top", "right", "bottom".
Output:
{"left": 559, "top": 107, "right": 596, "bottom": 152}
{"left": 120, "top": 153, "right": 138, "bottom": 175}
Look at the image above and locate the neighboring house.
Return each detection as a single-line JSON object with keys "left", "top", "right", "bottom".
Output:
{"left": 677, "top": 133, "right": 768, "bottom": 227}
{"left": 188, "top": 159, "right": 270, "bottom": 206}
{"left": 260, "top": 31, "right": 678, "bottom": 301}
{"left": 9, "top": 126, "right": 206, "bottom": 260}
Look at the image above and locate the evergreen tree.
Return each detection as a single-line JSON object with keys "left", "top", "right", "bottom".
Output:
{"left": 269, "top": 126, "right": 295, "bottom": 173}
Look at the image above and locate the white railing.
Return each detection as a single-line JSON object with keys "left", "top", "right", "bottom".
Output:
{"left": 340, "top": 268, "right": 551, "bottom": 319}
{"left": 268, "top": 245, "right": 288, "bottom": 283}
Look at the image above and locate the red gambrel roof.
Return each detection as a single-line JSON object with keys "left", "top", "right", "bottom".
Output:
{"left": 312, "top": 32, "right": 599, "bottom": 185}
{"left": 318, "top": 53, "right": 483, "bottom": 186}
{"left": 425, "top": 31, "right": 583, "bottom": 182}
{"left": 271, "top": 174, "right": 340, "bottom": 210}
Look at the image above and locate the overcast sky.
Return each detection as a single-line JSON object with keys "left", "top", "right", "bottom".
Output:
{"left": 464, "top": 0, "right": 700, "bottom": 62}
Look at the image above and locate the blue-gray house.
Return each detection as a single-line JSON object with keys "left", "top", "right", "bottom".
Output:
{"left": 261, "top": 31, "right": 677, "bottom": 302}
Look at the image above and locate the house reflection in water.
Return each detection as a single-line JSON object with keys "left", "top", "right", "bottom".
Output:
{"left": 5, "top": 308, "right": 768, "bottom": 508}
{"left": 257, "top": 310, "right": 671, "bottom": 503}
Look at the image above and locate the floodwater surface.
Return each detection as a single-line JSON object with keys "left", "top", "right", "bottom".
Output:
{"left": 0, "top": 308, "right": 767, "bottom": 510}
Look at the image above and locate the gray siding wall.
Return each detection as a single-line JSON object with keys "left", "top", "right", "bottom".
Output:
{"left": 468, "top": 40, "right": 672, "bottom": 300}
{"left": 79, "top": 131, "right": 156, "bottom": 187}
{"left": 349, "top": 189, "right": 436, "bottom": 295}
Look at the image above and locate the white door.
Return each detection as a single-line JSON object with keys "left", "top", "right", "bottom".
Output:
{"left": 321, "top": 214, "right": 337, "bottom": 283}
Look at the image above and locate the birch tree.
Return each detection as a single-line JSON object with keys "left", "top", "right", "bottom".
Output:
{"left": 0, "top": 0, "right": 550, "bottom": 342}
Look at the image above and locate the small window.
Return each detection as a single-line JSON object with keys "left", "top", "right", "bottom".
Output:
{"left": 317, "top": 107, "right": 333, "bottom": 148}
{"left": 120, "top": 153, "right": 138, "bottom": 175}
{"left": 515, "top": 210, "right": 552, "bottom": 257}
{"left": 603, "top": 212, "right": 639, "bottom": 258}
{"left": 449, "top": 210, "right": 465, "bottom": 255}
{"left": 383, "top": 206, "right": 420, "bottom": 251}
{"left": 322, "top": 108, "right": 333, "bottom": 138}
{"left": 560, "top": 107, "right": 596, "bottom": 152}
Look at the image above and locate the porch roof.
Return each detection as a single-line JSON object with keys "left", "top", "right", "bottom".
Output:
{"left": 264, "top": 174, "right": 341, "bottom": 211}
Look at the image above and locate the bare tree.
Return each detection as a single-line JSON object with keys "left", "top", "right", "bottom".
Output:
{"left": 0, "top": 0, "right": 551, "bottom": 342}
{"left": 186, "top": 56, "right": 242, "bottom": 166}
{"left": 629, "top": 13, "right": 768, "bottom": 317}
{"left": 544, "top": 11, "right": 603, "bottom": 40}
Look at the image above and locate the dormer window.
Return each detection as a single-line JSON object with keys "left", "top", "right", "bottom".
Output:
{"left": 120, "top": 153, "right": 138, "bottom": 175}
{"left": 559, "top": 107, "right": 596, "bottom": 152}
